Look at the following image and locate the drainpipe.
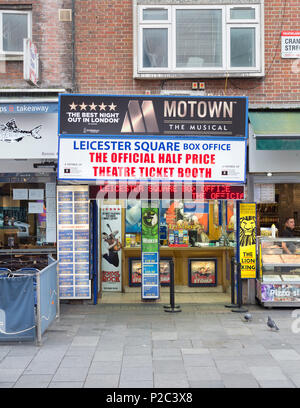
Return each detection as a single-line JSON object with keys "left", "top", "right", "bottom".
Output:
{"left": 71, "top": 0, "right": 76, "bottom": 92}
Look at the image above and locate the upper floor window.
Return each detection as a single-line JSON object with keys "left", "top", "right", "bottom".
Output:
{"left": 135, "top": 4, "right": 263, "bottom": 78}
{"left": 0, "top": 10, "right": 31, "bottom": 56}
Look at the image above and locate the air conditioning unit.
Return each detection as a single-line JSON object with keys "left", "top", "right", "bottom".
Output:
{"left": 58, "top": 9, "right": 72, "bottom": 22}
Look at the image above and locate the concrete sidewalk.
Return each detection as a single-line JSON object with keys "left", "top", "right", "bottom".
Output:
{"left": 1, "top": 302, "right": 300, "bottom": 388}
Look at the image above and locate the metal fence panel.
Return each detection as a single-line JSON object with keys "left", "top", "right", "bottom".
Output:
{"left": 39, "top": 261, "right": 59, "bottom": 337}
{"left": 0, "top": 275, "right": 35, "bottom": 341}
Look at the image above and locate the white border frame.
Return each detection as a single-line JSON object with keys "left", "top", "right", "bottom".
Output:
{"left": 139, "top": 5, "right": 171, "bottom": 24}
{"left": 134, "top": 2, "right": 264, "bottom": 78}
{"left": 139, "top": 24, "right": 171, "bottom": 71}
{"left": 227, "top": 24, "right": 260, "bottom": 71}
{"left": 172, "top": 5, "right": 226, "bottom": 72}
{"left": 226, "top": 4, "right": 260, "bottom": 24}
{"left": 0, "top": 10, "right": 32, "bottom": 56}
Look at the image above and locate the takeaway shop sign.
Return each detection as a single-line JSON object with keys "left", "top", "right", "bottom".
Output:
{"left": 59, "top": 95, "right": 248, "bottom": 138}
{"left": 58, "top": 138, "right": 246, "bottom": 182}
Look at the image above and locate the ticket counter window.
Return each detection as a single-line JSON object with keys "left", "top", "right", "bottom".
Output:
{"left": 125, "top": 199, "right": 236, "bottom": 248}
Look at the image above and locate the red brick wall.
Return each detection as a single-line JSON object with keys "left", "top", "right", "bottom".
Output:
{"left": 0, "top": 0, "right": 73, "bottom": 89}
{"left": 0, "top": 0, "right": 299, "bottom": 105}
{"left": 74, "top": 0, "right": 300, "bottom": 106}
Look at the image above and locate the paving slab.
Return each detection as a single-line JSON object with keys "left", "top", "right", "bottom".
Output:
{"left": 1, "top": 303, "right": 300, "bottom": 388}
{"left": 84, "top": 374, "right": 120, "bottom": 388}
{"left": 52, "top": 367, "right": 89, "bottom": 382}
{"left": 14, "top": 374, "right": 52, "bottom": 388}
{"left": 221, "top": 374, "right": 259, "bottom": 388}
{"left": 269, "top": 349, "right": 300, "bottom": 361}
{"left": 249, "top": 366, "right": 289, "bottom": 381}
{"left": 48, "top": 382, "right": 84, "bottom": 388}
{"left": 119, "top": 380, "right": 153, "bottom": 388}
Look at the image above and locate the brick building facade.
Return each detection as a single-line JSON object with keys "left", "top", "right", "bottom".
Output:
{"left": 0, "top": 0, "right": 73, "bottom": 90}
{"left": 73, "top": 0, "right": 299, "bottom": 107}
{"left": 1, "top": 0, "right": 298, "bottom": 106}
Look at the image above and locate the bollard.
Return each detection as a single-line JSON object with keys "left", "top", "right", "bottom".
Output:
{"left": 164, "top": 261, "right": 181, "bottom": 313}
{"left": 232, "top": 262, "right": 248, "bottom": 313}
{"left": 225, "top": 257, "right": 239, "bottom": 308}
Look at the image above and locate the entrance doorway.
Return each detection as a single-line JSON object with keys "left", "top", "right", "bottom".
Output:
{"left": 95, "top": 198, "right": 237, "bottom": 305}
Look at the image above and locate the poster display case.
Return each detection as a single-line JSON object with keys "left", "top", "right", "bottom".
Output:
{"left": 188, "top": 258, "right": 217, "bottom": 287}
{"left": 159, "top": 258, "right": 172, "bottom": 286}
{"left": 257, "top": 237, "right": 300, "bottom": 306}
{"left": 129, "top": 257, "right": 172, "bottom": 287}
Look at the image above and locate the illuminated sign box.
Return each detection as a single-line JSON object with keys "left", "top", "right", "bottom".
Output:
{"left": 59, "top": 94, "right": 248, "bottom": 138}
{"left": 89, "top": 183, "right": 245, "bottom": 200}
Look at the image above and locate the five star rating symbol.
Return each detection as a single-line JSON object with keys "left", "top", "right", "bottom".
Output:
{"left": 69, "top": 102, "right": 77, "bottom": 110}
{"left": 99, "top": 102, "right": 107, "bottom": 111}
{"left": 89, "top": 102, "right": 97, "bottom": 111}
{"left": 68, "top": 101, "right": 117, "bottom": 111}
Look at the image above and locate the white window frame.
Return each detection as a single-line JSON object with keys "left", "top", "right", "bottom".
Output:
{"left": 172, "top": 5, "right": 226, "bottom": 72}
{"left": 0, "top": 10, "right": 32, "bottom": 57}
{"left": 227, "top": 24, "right": 260, "bottom": 71}
{"left": 139, "top": 24, "right": 171, "bottom": 71}
{"left": 226, "top": 5, "right": 260, "bottom": 24}
{"left": 139, "top": 5, "right": 171, "bottom": 24}
{"left": 134, "top": 3, "right": 264, "bottom": 78}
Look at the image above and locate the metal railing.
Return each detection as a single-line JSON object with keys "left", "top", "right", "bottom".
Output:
{"left": 0, "top": 259, "right": 59, "bottom": 345}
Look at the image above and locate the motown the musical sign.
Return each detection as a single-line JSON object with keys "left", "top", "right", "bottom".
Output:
{"left": 59, "top": 94, "right": 248, "bottom": 138}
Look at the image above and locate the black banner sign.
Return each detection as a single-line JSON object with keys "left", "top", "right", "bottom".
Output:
{"left": 89, "top": 183, "right": 245, "bottom": 200}
{"left": 59, "top": 94, "right": 248, "bottom": 138}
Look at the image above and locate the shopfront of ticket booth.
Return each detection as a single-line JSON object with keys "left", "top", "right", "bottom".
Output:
{"left": 57, "top": 94, "right": 248, "bottom": 304}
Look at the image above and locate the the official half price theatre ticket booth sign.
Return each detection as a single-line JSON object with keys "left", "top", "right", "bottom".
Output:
{"left": 58, "top": 94, "right": 248, "bottom": 183}
{"left": 238, "top": 202, "right": 257, "bottom": 279}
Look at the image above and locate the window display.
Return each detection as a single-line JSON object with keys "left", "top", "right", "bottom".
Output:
{"left": 0, "top": 182, "right": 56, "bottom": 249}
{"left": 125, "top": 199, "right": 236, "bottom": 248}
{"left": 257, "top": 237, "right": 300, "bottom": 306}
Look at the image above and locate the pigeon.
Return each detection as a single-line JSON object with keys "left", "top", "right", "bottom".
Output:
{"left": 267, "top": 316, "right": 279, "bottom": 331}
{"left": 244, "top": 313, "right": 252, "bottom": 322}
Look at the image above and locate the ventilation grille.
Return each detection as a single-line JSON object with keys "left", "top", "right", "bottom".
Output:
{"left": 59, "top": 9, "right": 72, "bottom": 22}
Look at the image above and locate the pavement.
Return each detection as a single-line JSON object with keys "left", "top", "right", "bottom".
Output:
{"left": 1, "top": 302, "right": 300, "bottom": 388}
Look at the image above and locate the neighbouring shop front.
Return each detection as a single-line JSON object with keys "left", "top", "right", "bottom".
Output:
{"left": 0, "top": 99, "right": 59, "bottom": 271}
{"left": 248, "top": 109, "right": 300, "bottom": 307}
{"left": 57, "top": 94, "right": 249, "bottom": 304}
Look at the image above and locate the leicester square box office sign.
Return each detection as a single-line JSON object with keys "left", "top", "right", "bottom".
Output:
{"left": 58, "top": 94, "right": 248, "bottom": 184}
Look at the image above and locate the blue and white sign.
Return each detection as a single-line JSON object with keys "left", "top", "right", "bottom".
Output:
{"left": 0, "top": 103, "right": 58, "bottom": 159}
{"left": 58, "top": 136, "right": 246, "bottom": 183}
{"left": 142, "top": 252, "right": 160, "bottom": 300}
{"left": 57, "top": 186, "right": 91, "bottom": 300}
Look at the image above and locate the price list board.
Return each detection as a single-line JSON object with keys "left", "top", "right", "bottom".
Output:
{"left": 57, "top": 186, "right": 91, "bottom": 299}
{"left": 141, "top": 204, "right": 160, "bottom": 300}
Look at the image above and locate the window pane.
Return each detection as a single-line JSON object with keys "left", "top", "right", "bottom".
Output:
{"left": 143, "top": 28, "right": 168, "bottom": 68}
{"left": 143, "top": 9, "right": 168, "bottom": 21}
{"left": 3, "top": 13, "right": 28, "bottom": 52}
{"left": 230, "top": 8, "right": 255, "bottom": 20}
{"left": 176, "top": 9, "right": 222, "bottom": 68}
{"left": 230, "top": 27, "right": 255, "bottom": 67}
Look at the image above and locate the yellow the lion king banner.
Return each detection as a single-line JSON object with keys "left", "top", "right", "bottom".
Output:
{"left": 239, "top": 203, "right": 257, "bottom": 279}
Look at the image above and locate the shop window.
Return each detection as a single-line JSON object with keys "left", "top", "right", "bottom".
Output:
{"left": 135, "top": 3, "right": 263, "bottom": 78}
{"left": 0, "top": 10, "right": 31, "bottom": 56}
{"left": 125, "top": 199, "right": 236, "bottom": 248}
{"left": 0, "top": 183, "right": 56, "bottom": 249}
